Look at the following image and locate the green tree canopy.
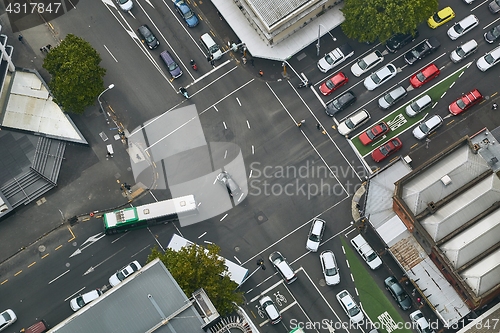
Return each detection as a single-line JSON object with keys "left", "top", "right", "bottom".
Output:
{"left": 147, "top": 244, "right": 244, "bottom": 316}
{"left": 43, "top": 34, "right": 106, "bottom": 114}
{"left": 341, "top": 0, "right": 438, "bottom": 44}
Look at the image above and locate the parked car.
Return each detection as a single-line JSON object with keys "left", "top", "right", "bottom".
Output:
{"left": 174, "top": 0, "right": 199, "bottom": 28}
{"left": 317, "top": 44, "right": 354, "bottom": 73}
{"left": 259, "top": 296, "right": 281, "bottom": 324}
{"left": 116, "top": 0, "right": 133, "bottom": 11}
{"left": 412, "top": 115, "right": 443, "bottom": 140}
{"left": 447, "top": 14, "right": 479, "bottom": 40}
{"left": 269, "top": 251, "right": 297, "bottom": 284}
{"left": 410, "top": 64, "right": 440, "bottom": 88}
{"left": 160, "top": 50, "right": 182, "bottom": 79}
{"left": 320, "top": 250, "right": 340, "bottom": 285}
{"left": 476, "top": 45, "right": 500, "bottom": 71}
{"left": 378, "top": 86, "right": 407, "bottom": 110}
{"left": 405, "top": 95, "right": 432, "bottom": 117}
{"left": 336, "top": 290, "right": 364, "bottom": 324}
{"left": 410, "top": 310, "right": 435, "bottom": 333}
{"left": 217, "top": 171, "right": 241, "bottom": 197}
{"left": 359, "top": 122, "right": 389, "bottom": 146}
{"left": 351, "top": 234, "right": 382, "bottom": 269}
{"left": 484, "top": 24, "right": 500, "bottom": 43}
{"left": 306, "top": 218, "right": 326, "bottom": 252}
{"left": 137, "top": 24, "right": 159, "bottom": 49}
{"left": 450, "top": 39, "right": 478, "bottom": 63}
{"left": 404, "top": 38, "right": 441, "bottom": 65}
{"left": 319, "top": 72, "right": 348, "bottom": 96}
{"left": 70, "top": 289, "right": 103, "bottom": 311}
{"left": 371, "top": 138, "right": 403, "bottom": 163}
{"left": 384, "top": 276, "right": 412, "bottom": 310}
{"left": 363, "top": 64, "right": 397, "bottom": 90}
{"left": 489, "top": 0, "right": 500, "bottom": 13}
{"left": 385, "top": 30, "right": 419, "bottom": 53}
{"left": 350, "top": 50, "right": 384, "bottom": 77}
{"left": 337, "top": 109, "right": 370, "bottom": 137}
{"left": 449, "top": 89, "right": 483, "bottom": 115}
{"left": 427, "top": 7, "right": 455, "bottom": 29}
{"left": 109, "top": 260, "right": 142, "bottom": 287}
{"left": 0, "top": 309, "right": 16, "bottom": 332}
{"left": 325, "top": 91, "right": 356, "bottom": 116}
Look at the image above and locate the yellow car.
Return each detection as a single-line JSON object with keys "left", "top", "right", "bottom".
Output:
{"left": 428, "top": 7, "right": 455, "bottom": 29}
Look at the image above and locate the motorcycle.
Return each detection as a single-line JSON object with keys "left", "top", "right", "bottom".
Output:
{"left": 190, "top": 59, "right": 198, "bottom": 71}
{"left": 179, "top": 87, "right": 189, "bottom": 99}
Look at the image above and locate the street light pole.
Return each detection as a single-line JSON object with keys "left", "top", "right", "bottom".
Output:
{"left": 98, "top": 84, "right": 115, "bottom": 124}
{"left": 317, "top": 24, "right": 337, "bottom": 56}
{"left": 282, "top": 60, "right": 308, "bottom": 85}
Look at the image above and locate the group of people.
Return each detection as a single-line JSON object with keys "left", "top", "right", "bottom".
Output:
{"left": 40, "top": 44, "right": 52, "bottom": 53}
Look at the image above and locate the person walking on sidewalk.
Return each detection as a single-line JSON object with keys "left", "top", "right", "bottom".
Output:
{"left": 259, "top": 70, "right": 264, "bottom": 77}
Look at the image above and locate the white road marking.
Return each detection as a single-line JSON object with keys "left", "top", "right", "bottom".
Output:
{"left": 49, "top": 270, "right": 70, "bottom": 284}
{"left": 237, "top": 97, "right": 242, "bottom": 106}
{"left": 220, "top": 214, "right": 228, "bottom": 221}
{"left": 103, "top": 45, "right": 118, "bottom": 62}
{"left": 198, "top": 232, "right": 207, "bottom": 238}
{"left": 247, "top": 120, "right": 251, "bottom": 129}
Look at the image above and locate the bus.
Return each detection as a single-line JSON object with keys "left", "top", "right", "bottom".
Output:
{"left": 103, "top": 195, "right": 197, "bottom": 234}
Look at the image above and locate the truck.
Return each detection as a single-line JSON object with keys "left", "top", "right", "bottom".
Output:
{"left": 317, "top": 44, "right": 354, "bottom": 73}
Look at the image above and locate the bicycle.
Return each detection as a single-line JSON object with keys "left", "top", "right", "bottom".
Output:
{"left": 255, "top": 305, "right": 265, "bottom": 319}
{"left": 273, "top": 291, "right": 287, "bottom": 306}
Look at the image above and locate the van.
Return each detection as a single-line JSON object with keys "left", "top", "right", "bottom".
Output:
{"left": 25, "top": 320, "right": 49, "bottom": 333}
{"left": 201, "top": 33, "right": 222, "bottom": 60}
{"left": 336, "top": 290, "right": 365, "bottom": 324}
{"left": 405, "top": 95, "right": 432, "bottom": 117}
{"left": 160, "top": 50, "right": 182, "bottom": 79}
{"left": 350, "top": 234, "right": 382, "bottom": 270}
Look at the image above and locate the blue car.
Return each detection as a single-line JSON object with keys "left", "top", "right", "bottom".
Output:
{"left": 174, "top": 0, "right": 199, "bottom": 28}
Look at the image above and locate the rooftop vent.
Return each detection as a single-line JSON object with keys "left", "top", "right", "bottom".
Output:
{"left": 427, "top": 201, "right": 437, "bottom": 213}
{"left": 441, "top": 175, "right": 452, "bottom": 186}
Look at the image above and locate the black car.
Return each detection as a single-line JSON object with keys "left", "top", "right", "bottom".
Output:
{"left": 484, "top": 24, "right": 500, "bottom": 44}
{"left": 384, "top": 276, "right": 412, "bottom": 310}
{"left": 385, "top": 30, "right": 419, "bottom": 53}
{"left": 325, "top": 90, "right": 356, "bottom": 116}
{"left": 217, "top": 171, "right": 241, "bottom": 197}
{"left": 404, "top": 37, "right": 441, "bottom": 65}
{"left": 137, "top": 24, "right": 159, "bottom": 50}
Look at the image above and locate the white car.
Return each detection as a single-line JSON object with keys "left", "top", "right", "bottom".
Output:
{"left": 412, "top": 115, "right": 443, "bottom": 140}
{"left": 410, "top": 310, "right": 435, "bottom": 333}
{"left": 476, "top": 45, "right": 500, "bottom": 72}
{"left": 363, "top": 64, "right": 397, "bottom": 91}
{"left": 259, "top": 296, "right": 281, "bottom": 324}
{"left": 116, "top": 0, "right": 133, "bottom": 11}
{"left": 338, "top": 109, "right": 371, "bottom": 136}
{"left": 70, "top": 289, "right": 103, "bottom": 311}
{"left": 0, "top": 309, "right": 16, "bottom": 332}
{"left": 336, "top": 290, "right": 364, "bottom": 324}
{"left": 306, "top": 218, "right": 326, "bottom": 252}
{"left": 109, "top": 260, "right": 142, "bottom": 287}
{"left": 447, "top": 15, "right": 479, "bottom": 40}
{"left": 317, "top": 44, "right": 354, "bottom": 73}
{"left": 450, "top": 39, "right": 478, "bottom": 63}
{"left": 320, "top": 250, "right": 340, "bottom": 285}
{"left": 350, "top": 50, "right": 384, "bottom": 77}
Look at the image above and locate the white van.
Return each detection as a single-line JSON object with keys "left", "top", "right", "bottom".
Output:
{"left": 350, "top": 234, "right": 382, "bottom": 270}
{"left": 201, "top": 33, "right": 222, "bottom": 60}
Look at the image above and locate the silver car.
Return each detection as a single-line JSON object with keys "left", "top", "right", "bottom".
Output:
{"left": 476, "top": 45, "right": 500, "bottom": 71}
{"left": 70, "top": 289, "right": 103, "bottom": 311}
{"left": 447, "top": 15, "right": 479, "bottom": 40}
{"left": 412, "top": 115, "right": 443, "bottom": 140}
{"left": 320, "top": 250, "right": 340, "bottom": 285}
{"left": 306, "top": 218, "right": 326, "bottom": 252}
{"left": 338, "top": 109, "right": 371, "bottom": 136}
{"left": 350, "top": 50, "right": 384, "bottom": 77}
{"left": 378, "top": 86, "right": 407, "bottom": 110}
{"left": 450, "top": 39, "right": 478, "bottom": 63}
{"left": 363, "top": 64, "right": 397, "bottom": 91}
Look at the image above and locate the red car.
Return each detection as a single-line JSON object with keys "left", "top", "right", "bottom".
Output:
{"left": 410, "top": 63, "right": 440, "bottom": 88}
{"left": 371, "top": 137, "right": 403, "bottom": 162}
{"left": 359, "top": 122, "right": 389, "bottom": 146}
{"left": 448, "top": 89, "right": 483, "bottom": 115}
{"left": 319, "top": 72, "right": 348, "bottom": 96}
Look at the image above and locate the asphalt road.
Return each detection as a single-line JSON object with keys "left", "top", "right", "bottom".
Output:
{"left": 1, "top": 0, "right": 500, "bottom": 332}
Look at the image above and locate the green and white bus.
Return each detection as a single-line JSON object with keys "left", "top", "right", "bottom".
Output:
{"left": 103, "top": 195, "right": 197, "bottom": 234}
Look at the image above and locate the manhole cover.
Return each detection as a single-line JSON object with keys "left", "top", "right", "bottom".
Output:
{"left": 318, "top": 279, "right": 326, "bottom": 287}
{"left": 255, "top": 211, "right": 268, "bottom": 224}
{"left": 234, "top": 246, "right": 240, "bottom": 252}
{"left": 38, "top": 245, "right": 46, "bottom": 253}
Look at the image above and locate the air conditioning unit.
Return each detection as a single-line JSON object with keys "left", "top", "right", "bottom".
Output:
{"left": 441, "top": 175, "right": 452, "bottom": 186}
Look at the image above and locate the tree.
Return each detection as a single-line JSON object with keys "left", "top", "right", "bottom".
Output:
{"left": 43, "top": 34, "right": 106, "bottom": 115}
{"left": 340, "top": 0, "right": 438, "bottom": 44}
{"left": 147, "top": 244, "right": 244, "bottom": 316}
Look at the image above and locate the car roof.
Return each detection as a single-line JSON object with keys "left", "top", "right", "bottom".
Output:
{"left": 389, "top": 86, "right": 406, "bottom": 97}
{"left": 351, "top": 109, "right": 369, "bottom": 122}
{"left": 458, "top": 14, "right": 478, "bottom": 27}
{"left": 277, "top": 260, "right": 295, "bottom": 278}
{"left": 321, "top": 251, "right": 336, "bottom": 267}
{"left": 363, "top": 51, "right": 382, "bottom": 63}
{"left": 460, "top": 39, "right": 478, "bottom": 51}
{"left": 425, "top": 115, "right": 442, "bottom": 127}
{"left": 490, "top": 45, "right": 500, "bottom": 58}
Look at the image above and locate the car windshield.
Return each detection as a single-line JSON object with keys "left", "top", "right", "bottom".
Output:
{"left": 456, "top": 47, "right": 465, "bottom": 57}
{"left": 366, "top": 252, "right": 378, "bottom": 262}
{"left": 397, "top": 293, "right": 408, "bottom": 302}
{"left": 1, "top": 312, "right": 11, "bottom": 321}
{"left": 454, "top": 24, "right": 464, "bottom": 34}
{"left": 209, "top": 45, "right": 220, "bottom": 54}
{"left": 326, "top": 267, "right": 337, "bottom": 276}
{"left": 420, "top": 123, "right": 430, "bottom": 133}
{"left": 367, "top": 129, "right": 377, "bottom": 140}
{"left": 432, "top": 12, "right": 443, "bottom": 22}
{"left": 145, "top": 34, "right": 155, "bottom": 43}
{"left": 168, "top": 62, "right": 178, "bottom": 71}
{"left": 181, "top": 6, "right": 194, "bottom": 19}
{"left": 410, "top": 49, "right": 420, "bottom": 58}
{"left": 371, "top": 73, "right": 381, "bottom": 84}
{"left": 379, "top": 146, "right": 389, "bottom": 156}
{"left": 325, "top": 54, "right": 334, "bottom": 65}
{"left": 410, "top": 101, "right": 420, "bottom": 112}
{"left": 116, "top": 271, "right": 126, "bottom": 281}
{"left": 485, "top": 54, "right": 495, "bottom": 65}
{"left": 416, "top": 72, "right": 426, "bottom": 82}
{"left": 345, "top": 119, "right": 355, "bottom": 129}
{"left": 309, "top": 233, "right": 320, "bottom": 242}
{"left": 358, "top": 59, "right": 368, "bottom": 70}
{"left": 492, "top": 27, "right": 500, "bottom": 38}
{"left": 331, "top": 99, "right": 341, "bottom": 110}
{"left": 456, "top": 99, "right": 467, "bottom": 109}
{"left": 325, "top": 80, "right": 335, "bottom": 89}
{"left": 348, "top": 305, "right": 360, "bottom": 317}
{"left": 384, "top": 93, "right": 394, "bottom": 104}
{"left": 118, "top": 0, "right": 129, "bottom": 3}
{"left": 76, "top": 296, "right": 85, "bottom": 307}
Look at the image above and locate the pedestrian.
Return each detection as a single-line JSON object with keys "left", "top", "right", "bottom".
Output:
{"left": 297, "top": 119, "right": 305, "bottom": 127}
{"left": 417, "top": 297, "right": 421, "bottom": 303}
{"left": 46, "top": 44, "right": 52, "bottom": 50}
{"left": 259, "top": 70, "right": 264, "bottom": 77}
{"left": 316, "top": 123, "right": 321, "bottom": 130}
{"left": 40, "top": 47, "right": 44, "bottom": 53}
{"left": 18, "top": 34, "right": 23, "bottom": 43}
{"left": 210, "top": 60, "right": 215, "bottom": 66}
{"left": 493, "top": 103, "right": 498, "bottom": 110}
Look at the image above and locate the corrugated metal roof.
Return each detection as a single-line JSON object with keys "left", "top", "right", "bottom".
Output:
{"left": 402, "top": 145, "right": 489, "bottom": 215}
{"left": 420, "top": 174, "right": 500, "bottom": 242}
{"left": 49, "top": 259, "right": 205, "bottom": 333}
{"left": 440, "top": 207, "right": 500, "bottom": 269}
{"left": 247, "top": 0, "right": 310, "bottom": 27}
{"left": 461, "top": 247, "right": 500, "bottom": 297}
